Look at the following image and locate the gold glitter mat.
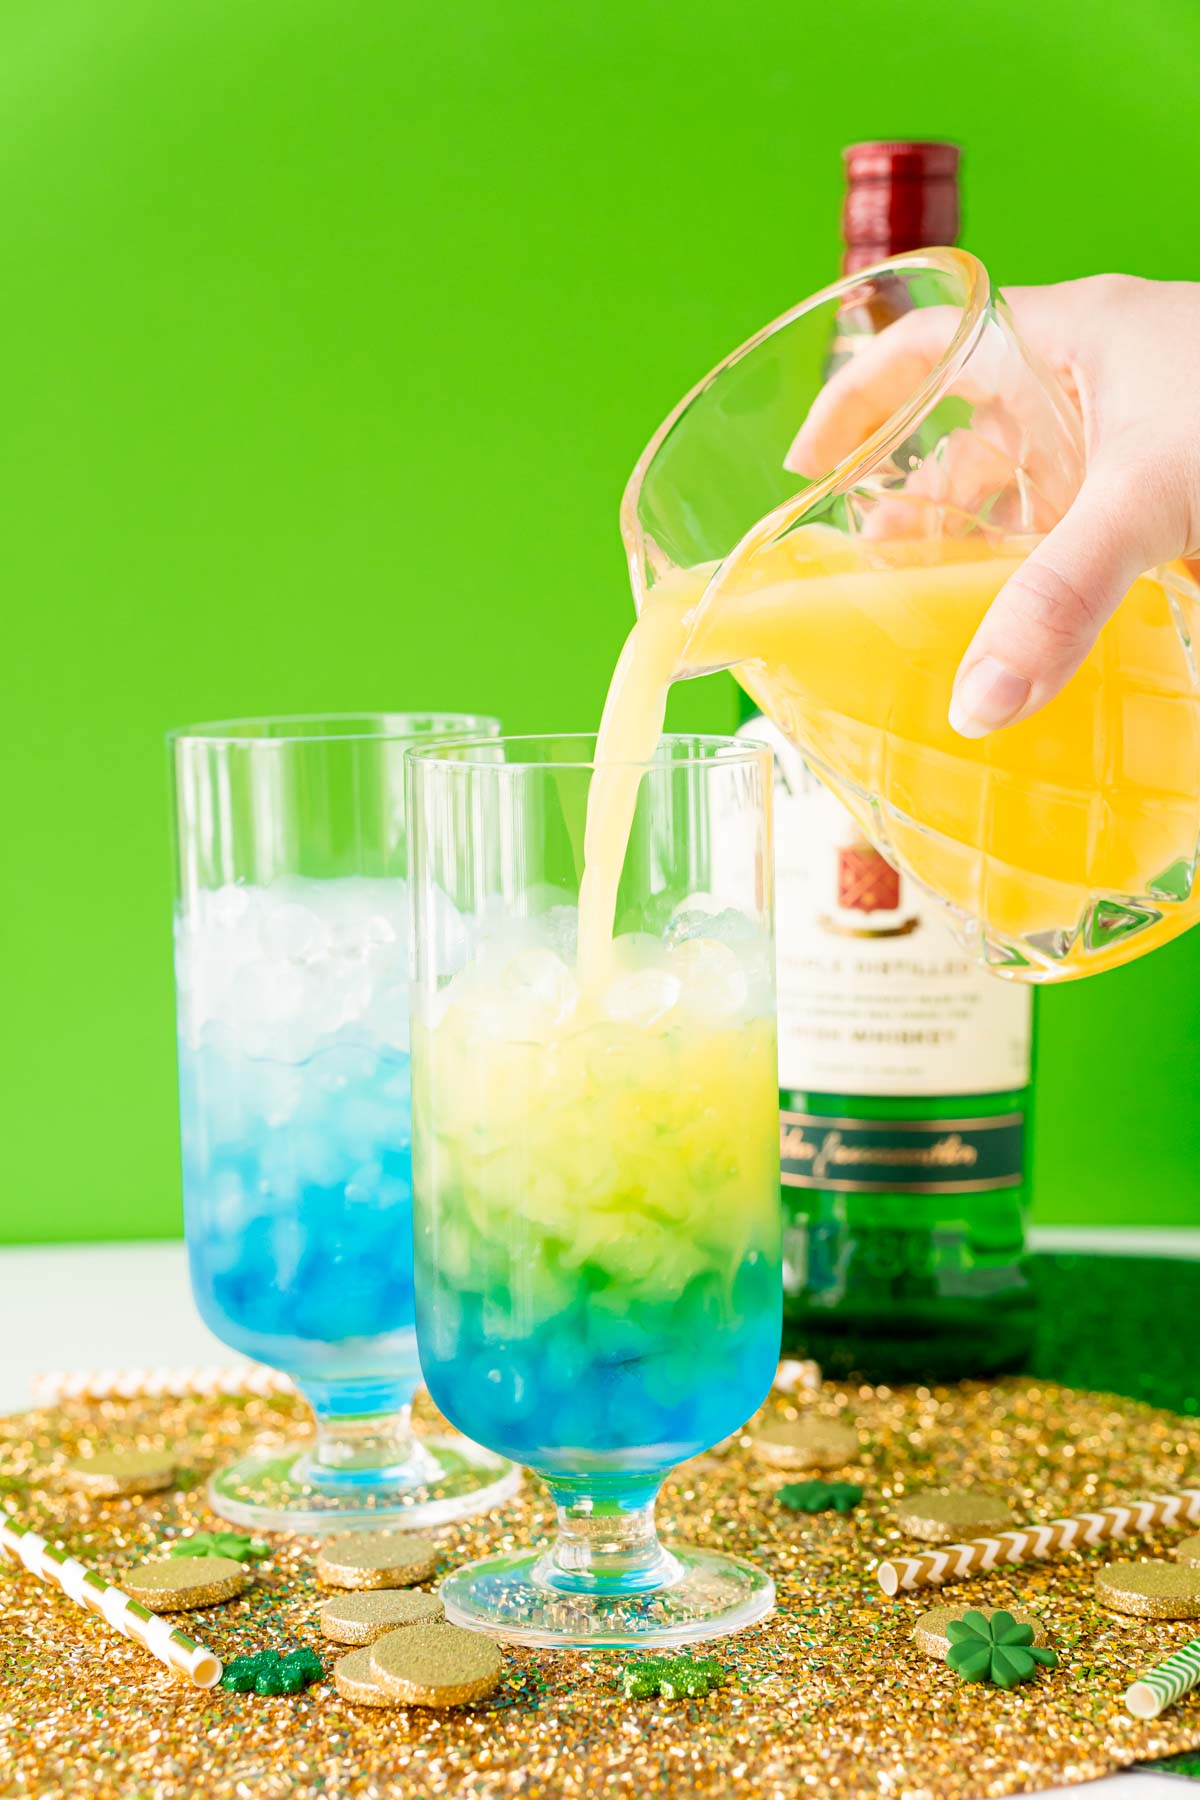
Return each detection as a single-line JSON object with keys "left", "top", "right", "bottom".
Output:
{"left": 4, "top": 1379, "right": 1200, "bottom": 1799}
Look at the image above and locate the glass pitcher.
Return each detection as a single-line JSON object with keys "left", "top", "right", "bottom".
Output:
{"left": 622, "top": 247, "right": 1200, "bottom": 980}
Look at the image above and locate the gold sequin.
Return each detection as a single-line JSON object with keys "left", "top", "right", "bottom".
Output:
{"left": 1176, "top": 1534, "right": 1200, "bottom": 1567}
{"left": 896, "top": 1489, "right": 1014, "bottom": 1542}
{"left": 1096, "top": 1561, "right": 1200, "bottom": 1618}
{"left": 316, "top": 1529, "right": 438, "bottom": 1590}
{"left": 369, "top": 1622, "right": 502, "bottom": 1707}
{"left": 320, "top": 1588, "right": 445, "bottom": 1644}
{"left": 6, "top": 1379, "right": 1200, "bottom": 1798}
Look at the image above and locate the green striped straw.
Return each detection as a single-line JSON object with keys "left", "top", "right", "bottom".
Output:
{"left": 1125, "top": 1635, "right": 1200, "bottom": 1719}
{"left": 0, "top": 1517, "right": 221, "bottom": 1687}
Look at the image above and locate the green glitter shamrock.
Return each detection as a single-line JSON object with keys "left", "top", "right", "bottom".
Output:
{"left": 945, "top": 1610, "right": 1058, "bottom": 1690}
{"left": 220, "top": 1647, "right": 324, "bottom": 1696}
{"left": 168, "top": 1532, "right": 270, "bottom": 1563}
{"left": 777, "top": 1480, "right": 862, "bottom": 1515}
{"left": 621, "top": 1655, "right": 726, "bottom": 1701}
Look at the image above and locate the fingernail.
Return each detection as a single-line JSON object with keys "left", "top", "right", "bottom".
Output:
{"left": 948, "top": 657, "right": 1031, "bottom": 738}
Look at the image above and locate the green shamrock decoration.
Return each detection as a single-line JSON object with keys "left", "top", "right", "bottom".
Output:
{"left": 945, "top": 1611, "right": 1058, "bottom": 1689}
{"left": 778, "top": 1480, "right": 862, "bottom": 1515}
{"left": 168, "top": 1532, "right": 270, "bottom": 1563}
{"left": 220, "top": 1648, "right": 324, "bottom": 1696}
{"left": 621, "top": 1655, "right": 726, "bottom": 1700}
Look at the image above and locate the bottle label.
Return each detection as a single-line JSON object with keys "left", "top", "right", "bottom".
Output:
{"left": 739, "top": 718, "right": 1032, "bottom": 1098}
{"left": 780, "top": 1109, "right": 1025, "bottom": 1193}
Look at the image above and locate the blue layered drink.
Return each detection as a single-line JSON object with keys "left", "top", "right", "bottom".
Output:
{"left": 177, "top": 875, "right": 418, "bottom": 1415}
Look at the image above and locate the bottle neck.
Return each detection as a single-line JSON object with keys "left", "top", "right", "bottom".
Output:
{"left": 841, "top": 141, "right": 960, "bottom": 269}
{"left": 842, "top": 242, "right": 947, "bottom": 274}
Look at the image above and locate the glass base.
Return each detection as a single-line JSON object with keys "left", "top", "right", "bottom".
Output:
{"left": 440, "top": 1542, "right": 774, "bottom": 1648}
{"left": 207, "top": 1434, "right": 521, "bottom": 1532}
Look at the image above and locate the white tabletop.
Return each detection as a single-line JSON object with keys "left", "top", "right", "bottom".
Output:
{"left": 2, "top": 1232, "right": 1196, "bottom": 1800}
{"left": 6, "top": 1229, "right": 1200, "bottom": 1415}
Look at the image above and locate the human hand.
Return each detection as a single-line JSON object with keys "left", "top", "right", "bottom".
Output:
{"left": 789, "top": 276, "right": 1200, "bottom": 737}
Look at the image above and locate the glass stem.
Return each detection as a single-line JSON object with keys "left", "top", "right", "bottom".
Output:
{"left": 534, "top": 1480, "right": 683, "bottom": 1595}
{"left": 299, "top": 1380, "right": 437, "bottom": 1488}
{"left": 312, "top": 1405, "right": 414, "bottom": 1478}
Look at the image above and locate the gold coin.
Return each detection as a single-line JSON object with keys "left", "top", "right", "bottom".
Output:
{"left": 333, "top": 1648, "right": 396, "bottom": 1707}
{"left": 896, "top": 1490, "right": 1014, "bottom": 1543}
{"left": 912, "top": 1604, "right": 1048, "bottom": 1661}
{"left": 316, "top": 1530, "right": 439, "bottom": 1590}
{"left": 369, "top": 1622, "right": 502, "bottom": 1707}
{"left": 65, "top": 1450, "right": 177, "bottom": 1497}
{"left": 1095, "top": 1561, "right": 1200, "bottom": 1618}
{"left": 750, "top": 1417, "right": 860, "bottom": 1471}
{"left": 1175, "top": 1535, "right": 1200, "bottom": 1567}
{"left": 321, "top": 1589, "right": 445, "bottom": 1645}
{"left": 119, "top": 1556, "right": 250, "bottom": 1612}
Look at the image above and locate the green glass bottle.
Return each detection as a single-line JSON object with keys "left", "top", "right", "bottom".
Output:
{"left": 737, "top": 141, "right": 1036, "bottom": 1382}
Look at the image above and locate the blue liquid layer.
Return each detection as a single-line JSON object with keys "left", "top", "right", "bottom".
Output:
{"left": 181, "top": 1035, "right": 418, "bottom": 1405}
{"left": 417, "top": 1244, "right": 781, "bottom": 1476}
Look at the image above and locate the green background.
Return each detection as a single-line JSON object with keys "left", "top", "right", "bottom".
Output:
{"left": 3, "top": 0, "right": 1198, "bottom": 1245}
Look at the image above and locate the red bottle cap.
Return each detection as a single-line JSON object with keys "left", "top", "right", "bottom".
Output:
{"left": 841, "top": 140, "right": 961, "bottom": 271}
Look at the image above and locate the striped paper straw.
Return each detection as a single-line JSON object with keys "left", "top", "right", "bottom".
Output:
{"left": 0, "top": 1518, "right": 222, "bottom": 1687}
{"left": 876, "top": 1489, "right": 1200, "bottom": 1596}
{"left": 32, "top": 1364, "right": 297, "bottom": 1404}
{"left": 1126, "top": 1637, "right": 1200, "bottom": 1719}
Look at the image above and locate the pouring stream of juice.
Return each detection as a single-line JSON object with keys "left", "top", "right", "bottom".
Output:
{"left": 580, "top": 526, "right": 1200, "bottom": 979}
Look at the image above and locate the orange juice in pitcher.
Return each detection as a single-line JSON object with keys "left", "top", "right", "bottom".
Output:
{"left": 611, "top": 249, "right": 1200, "bottom": 982}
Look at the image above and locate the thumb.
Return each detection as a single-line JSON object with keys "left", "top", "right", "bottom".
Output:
{"left": 948, "top": 469, "right": 1162, "bottom": 738}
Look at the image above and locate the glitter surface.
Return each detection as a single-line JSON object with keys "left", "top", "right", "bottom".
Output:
{"left": 1028, "top": 1255, "right": 1200, "bottom": 1414}
{"left": 5, "top": 1376, "right": 1200, "bottom": 1796}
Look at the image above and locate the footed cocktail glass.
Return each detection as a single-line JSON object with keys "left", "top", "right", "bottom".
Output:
{"left": 171, "top": 713, "right": 519, "bottom": 1530}
{"left": 623, "top": 247, "right": 1200, "bottom": 979}
{"left": 407, "top": 734, "right": 781, "bottom": 1647}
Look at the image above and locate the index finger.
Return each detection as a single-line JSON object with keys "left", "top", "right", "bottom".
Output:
{"left": 785, "top": 306, "right": 961, "bottom": 477}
